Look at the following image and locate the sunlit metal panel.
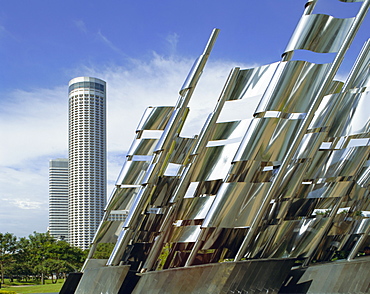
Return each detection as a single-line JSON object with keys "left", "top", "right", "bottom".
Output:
{"left": 265, "top": 218, "right": 330, "bottom": 258}
{"left": 329, "top": 91, "right": 370, "bottom": 137}
{"left": 170, "top": 225, "right": 202, "bottom": 243}
{"left": 202, "top": 182, "right": 271, "bottom": 228}
{"left": 256, "top": 61, "right": 332, "bottom": 114}
{"left": 176, "top": 196, "right": 216, "bottom": 220}
{"left": 116, "top": 160, "right": 151, "bottom": 185}
{"left": 307, "top": 146, "right": 369, "bottom": 179}
{"left": 227, "top": 63, "right": 279, "bottom": 101}
{"left": 190, "top": 143, "right": 240, "bottom": 182}
{"left": 127, "top": 139, "right": 159, "bottom": 156}
{"left": 106, "top": 187, "right": 139, "bottom": 211}
{"left": 136, "top": 106, "right": 175, "bottom": 131}
{"left": 94, "top": 220, "right": 124, "bottom": 244}
{"left": 284, "top": 14, "right": 354, "bottom": 54}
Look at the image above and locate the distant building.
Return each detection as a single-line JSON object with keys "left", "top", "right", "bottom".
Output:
{"left": 48, "top": 158, "right": 69, "bottom": 241}
{"left": 68, "top": 77, "right": 107, "bottom": 249}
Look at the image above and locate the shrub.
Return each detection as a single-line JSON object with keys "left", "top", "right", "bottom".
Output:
{"left": 0, "top": 290, "right": 17, "bottom": 294}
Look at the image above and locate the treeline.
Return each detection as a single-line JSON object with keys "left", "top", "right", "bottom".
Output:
{"left": 0, "top": 232, "right": 87, "bottom": 284}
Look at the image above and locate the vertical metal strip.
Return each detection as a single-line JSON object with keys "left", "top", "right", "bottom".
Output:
{"left": 142, "top": 67, "right": 241, "bottom": 271}
{"left": 106, "top": 29, "right": 220, "bottom": 266}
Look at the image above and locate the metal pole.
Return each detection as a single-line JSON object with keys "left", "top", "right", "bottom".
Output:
{"left": 142, "top": 67, "right": 240, "bottom": 271}
{"left": 347, "top": 220, "right": 370, "bottom": 261}
{"left": 107, "top": 29, "right": 220, "bottom": 266}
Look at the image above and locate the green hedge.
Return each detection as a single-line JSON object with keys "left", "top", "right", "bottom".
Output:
{"left": 0, "top": 290, "right": 17, "bottom": 294}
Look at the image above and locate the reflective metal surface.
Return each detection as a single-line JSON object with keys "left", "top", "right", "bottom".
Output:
{"left": 284, "top": 14, "right": 354, "bottom": 54}
{"left": 78, "top": 2, "right": 370, "bottom": 293}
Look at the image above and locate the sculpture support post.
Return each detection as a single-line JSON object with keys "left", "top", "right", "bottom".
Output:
{"left": 106, "top": 28, "right": 220, "bottom": 266}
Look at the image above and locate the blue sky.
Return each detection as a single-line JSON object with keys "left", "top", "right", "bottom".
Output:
{"left": 0, "top": 0, "right": 369, "bottom": 238}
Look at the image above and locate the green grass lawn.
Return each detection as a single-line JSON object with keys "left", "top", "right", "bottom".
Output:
{"left": 1, "top": 279, "right": 64, "bottom": 294}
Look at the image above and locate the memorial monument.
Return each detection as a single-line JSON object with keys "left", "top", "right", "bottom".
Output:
{"left": 61, "top": 0, "right": 370, "bottom": 293}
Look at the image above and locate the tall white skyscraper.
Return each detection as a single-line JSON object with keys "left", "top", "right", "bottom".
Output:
{"left": 49, "top": 158, "right": 69, "bottom": 241}
{"left": 68, "top": 77, "right": 107, "bottom": 249}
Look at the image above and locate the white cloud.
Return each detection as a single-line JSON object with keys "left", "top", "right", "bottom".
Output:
{"left": 0, "top": 87, "right": 68, "bottom": 166}
{"left": 74, "top": 20, "right": 88, "bottom": 34}
{"left": 8, "top": 198, "right": 43, "bottom": 210}
{"left": 166, "top": 33, "right": 179, "bottom": 56}
{"left": 97, "top": 30, "right": 126, "bottom": 56}
{"left": 0, "top": 52, "right": 252, "bottom": 237}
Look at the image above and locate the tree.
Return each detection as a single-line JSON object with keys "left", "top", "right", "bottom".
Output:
{"left": 25, "top": 232, "right": 86, "bottom": 282}
{"left": 12, "top": 237, "right": 32, "bottom": 282}
{"left": 0, "top": 231, "right": 87, "bottom": 283}
{"left": 26, "top": 232, "right": 56, "bottom": 284}
{"left": 0, "top": 233, "right": 17, "bottom": 283}
{"left": 92, "top": 243, "right": 115, "bottom": 259}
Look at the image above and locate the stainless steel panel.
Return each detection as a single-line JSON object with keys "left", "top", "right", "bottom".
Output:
{"left": 127, "top": 138, "right": 159, "bottom": 156}
{"left": 274, "top": 162, "right": 307, "bottom": 199}
{"left": 313, "top": 197, "right": 339, "bottom": 210}
{"left": 348, "top": 184, "right": 369, "bottom": 202}
{"left": 284, "top": 198, "right": 318, "bottom": 219}
{"left": 233, "top": 118, "right": 279, "bottom": 162}
{"left": 308, "top": 146, "right": 369, "bottom": 179}
{"left": 309, "top": 94, "right": 337, "bottom": 130}
{"left": 189, "top": 179, "right": 223, "bottom": 198}
{"left": 351, "top": 218, "right": 370, "bottom": 234}
{"left": 303, "top": 181, "right": 353, "bottom": 199}
{"left": 116, "top": 160, "right": 150, "bottom": 185}
{"left": 149, "top": 176, "right": 178, "bottom": 207}
{"left": 294, "top": 132, "right": 327, "bottom": 160}
{"left": 227, "top": 63, "right": 278, "bottom": 101}
{"left": 170, "top": 225, "right": 202, "bottom": 243}
{"left": 94, "top": 220, "right": 124, "bottom": 244}
{"left": 345, "top": 41, "right": 370, "bottom": 89}
{"left": 266, "top": 218, "right": 330, "bottom": 258}
{"left": 260, "top": 119, "right": 303, "bottom": 162}
{"left": 256, "top": 61, "right": 331, "bottom": 114}
{"left": 210, "top": 120, "right": 251, "bottom": 141}
{"left": 284, "top": 14, "right": 354, "bottom": 53}
{"left": 136, "top": 106, "right": 174, "bottom": 131}
{"left": 226, "top": 160, "right": 257, "bottom": 183}
{"left": 328, "top": 221, "right": 353, "bottom": 236}
{"left": 176, "top": 196, "right": 216, "bottom": 220}
{"left": 153, "top": 107, "right": 190, "bottom": 154}
{"left": 203, "top": 182, "right": 271, "bottom": 228}
{"left": 357, "top": 165, "right": 370, "bottom": 187}
{"left": 106, "top": 186, "right": 139, "bottom": 211}
{"left": 167, "top": 137, "right": 196, "bottom": 164}
{"left": 234, "top": 118, "right": 302, "bottom": 162}
{"left": 248, "top": 225, "right": 277, "bottom": 258}
{"left": 191, "top": 142, "right": 240, "bottom": 182}
{"left": 330, "top": 91, "right": 370, "bottom": 137}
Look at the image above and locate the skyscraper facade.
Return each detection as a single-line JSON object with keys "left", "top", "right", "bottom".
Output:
{"left": 68, "top": 77, "right": 107, "bottom": 249}
{"left": 48, "top": 158, "right": 69, "bottom": 241}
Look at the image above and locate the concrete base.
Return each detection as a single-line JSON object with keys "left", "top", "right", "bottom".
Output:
{"left": 280, "top": 256, "right": 370, "bottom": 294}
{"left": 75, "top": 264, "right": 130, "bottom": 294}
{"left": 132, "top": 259, "right": 295, "bottom": 294}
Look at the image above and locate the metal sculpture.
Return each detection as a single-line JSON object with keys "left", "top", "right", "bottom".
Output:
{"left": 65, "top": 1, "right": 370, "bottom": 293}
